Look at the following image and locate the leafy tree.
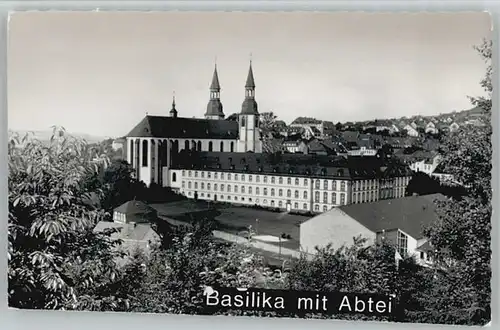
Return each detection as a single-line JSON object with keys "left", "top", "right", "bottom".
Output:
{"left": 421, "top": 38, "right": 492, "bottom": 325}
{"left": 8, "top": 127, "right": 128, "bottom": 311}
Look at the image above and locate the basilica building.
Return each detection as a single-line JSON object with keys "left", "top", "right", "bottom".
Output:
{"left": 125, "top": 62, "right": 262, "bottom": 187}
{"left": 125, "top": 61, "right": 412, "bottom": 213}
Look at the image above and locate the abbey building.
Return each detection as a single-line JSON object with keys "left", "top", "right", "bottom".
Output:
{"left": 125, "top": 61, "right": 412, "bottom": 214}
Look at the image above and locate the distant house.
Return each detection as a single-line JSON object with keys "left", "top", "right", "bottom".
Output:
{"left": 299, "top": 194, "right": 448, "bottom": 266}
{"left": 112, "top": 137, "right": 125, "bottom": 151}
{"left": 94, "top": 200, "right": 161, "bottom": 257}
{"left": 283, "top": 138, "right": 307, "bottom": 154}
{"left": 404, "top": 125, "right": 419, "bottom": 137}
{"left": 409, "top": 153, "right": 441, "bottom": 175}
{"left": 449, "top": 122, "right": 460, "bottom": 133}
{"left": 425, "top": 122, "right": 438, "bottom": 134}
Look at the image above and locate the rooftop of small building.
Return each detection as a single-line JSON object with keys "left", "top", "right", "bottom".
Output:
{"left": 302, "top": 193, "right": 448, "bottom": 240}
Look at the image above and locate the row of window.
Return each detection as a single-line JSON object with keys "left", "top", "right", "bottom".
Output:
{"left": 129, "top": 139, "right": 237, "bottom": 168}
{"left": 188, "top": 191, "right": 337, "bottom": 213}
{"left": 182, "top": 170, "right": 349, "bottom": 191}
{"left": 183, "top": 181, "right": 348, "bottom": 205}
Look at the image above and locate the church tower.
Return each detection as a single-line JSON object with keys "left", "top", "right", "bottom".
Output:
{"left": 237, "top": 60, "right": 262, "bottom": 153}
{"left": 205, "top": 64, "right": 225, "bottom": 120}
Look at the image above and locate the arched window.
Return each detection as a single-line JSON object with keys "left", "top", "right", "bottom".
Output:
{"left": 287, "top": 189, "right": 291, "bottom": 198}
{"left": 230, "top": 142, "right": 234, "bottom": 152}
{"left": 197, "top": 141, "right": 202, "bottom": 151}
{"left": 241, "top": 117, "right": 246, "bottom": 127}
{"left": 294, "top": 190, "right": 299, "bottom": 198}
{"left": 220, "top": 141, "right": 224, "bottom": 152}
{"left": 303, "top": 191, "right": 308, "bottom": 199}
{"left": 303, "top": 203, "right": 308, "bottom": 210}
{"left": 192, "top": 140, "right": 196, "bottom": 151}
{"left": 209, "top": 141, "right": 213, "bottom": 152}
{"left": 142, "top": 140, "right": 148, "bottom": 166}
{"left": 185, "top": 140, "right": 190, "bottom": 150}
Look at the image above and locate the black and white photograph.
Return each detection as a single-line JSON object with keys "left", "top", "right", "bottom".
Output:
{"left": 6, "top": 11, "right": 493, "bottom": 326}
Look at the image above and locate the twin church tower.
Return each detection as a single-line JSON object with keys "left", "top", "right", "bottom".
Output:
{"left": 169, "top": 60, "right": 261, "bottom": 153}
{"left": 203, "top": 61, "right": 258, "bottom": 121}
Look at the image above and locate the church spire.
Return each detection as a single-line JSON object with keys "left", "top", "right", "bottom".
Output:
{"left": 245, "top": 59, "right": 255, "bottom": 90}
{"left": 205, "top": 61, "right": 224, "bottom": 120}
{"left": 241, "top": 59, "right": 258, "bottom": 115}
{"left": 169, "top": 91, "right": 178, "bottom": 118}
{"left": 210, "top": 62, "right": 221, "bottom": 91}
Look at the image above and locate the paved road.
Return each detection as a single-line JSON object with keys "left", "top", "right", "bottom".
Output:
{"left": 212, "top": 230, "right": 312, "bottom": 260}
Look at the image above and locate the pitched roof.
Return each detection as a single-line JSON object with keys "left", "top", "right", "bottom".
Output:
{"left": 126, "top": 115, "right": 238, "bottom": 139}
{"left": 245, "top": 62, "right": 255, "bottom": 88}
{"left": 171, "top": 150, "right": 412, "bottom": 180}
{"left": 338, "top": 193, "right": 448, "bottom": 239}
{"left": 114, "top": 200, "right": 158, "bottom": 223}
{"left": 210, "top": 65, "right": 221, "bottom": 90}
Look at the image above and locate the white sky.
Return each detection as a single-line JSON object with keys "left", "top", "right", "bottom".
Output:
{"left": 7, "top": 12, "right": 492, "bottom": 137}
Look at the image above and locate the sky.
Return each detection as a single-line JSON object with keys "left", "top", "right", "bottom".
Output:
{"left": 8, "top": 11, "right": 492, "bottom": 138}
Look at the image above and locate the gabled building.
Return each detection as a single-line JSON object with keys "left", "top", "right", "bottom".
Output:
{"left": 299, "top": 193, "right": 448, "bottom": 266}
{"left": 94, "top": 200, "right": 162, "bottom": 256}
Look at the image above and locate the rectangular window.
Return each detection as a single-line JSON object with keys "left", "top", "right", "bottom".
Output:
{"left": 235, "top": 174, "right": 238, "bottom": 181}
{"left": 189, "top": 171, "right": 192, "bottom": 177}
{"left": 332, "top": 180, "right": 337, "bottom": 190}
{"left": 201, "top": 172, "right": 205, "bottom": 178}
{"left": 256, "top": 187, "right": 260, "bottom": 195}
{"left": 287, "top": 178, "right": 291, "bottom": 185}
{"left": 195, "top": 171, "right": 198, "bottom": 178}
{"left": 207, "top": 183, "right": 211, "bottom": 190}
{"left": 340, "top": 193, "right": 345, "bottom": 204}
{"left": 234, "top": 185, "right": 238, "bottom": 193}
{"left": 249, "top": 175, "right": 253, "bottom": 182}
{"left": 228, "top": 173, "right": 231, "bottom": 180}
{"left": 323, "top": 180, "right": 328, "bottom": 190}
{"left": 295, "top": 178, "right": 299, "bottom": 186}
{"left": 256, "top": 176, "right": 260, "bottom": 183}
{"left": 220, "top": 172, "right": 224, "bottom": 180}
{"left": 264, "top": 176, "right": 268, "bottom": 183}
{"left": 214, "top": 184, "right": 218, "bottom": 191}
{"left": 201, "top": 182, "right": 205, "bottom": 190}
{"left": 314, "top": 191, "right": 320, "bottom": 203}
{"left": 271, "top": 177, "right": 275, "bottom": 184}
{"left": 331, "top": 192, "right": 336, "bottom": 204}
{"left": 397, "top": 231, "right": 408, "bottom": 256}
{"left": 207, "top": 172, "right": 211, "bottom": 179}
{"left": 214, "top": 172, "right": 218, "bottom": 179}
{"left": 248, "top": 187, "right": 252, "bottom": 194}
{"left": 242, "top": 175, "right": 245, "bottom": 182}
{"left": 241, "top": 186, "right": 245, "bottom": 194}
{"left": 221, "top": 184, "right": 225, "bottom": 191}
{"left": 194, "top": 182, "right": 198, "bottom": 189}
{"left": 323, "top": 192, "right": 328, "bottom": 204}
{"left": 315, "top": 180, "right": 320, "bottom": 189}
{"left": 341, "top": 181, "right": 346, "bottom": 191}
{"left": 304, "top": 179, "right": 308, "bottom": 186}
{"left": 182, "top": 181, "right": 185, "bottom": 188}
